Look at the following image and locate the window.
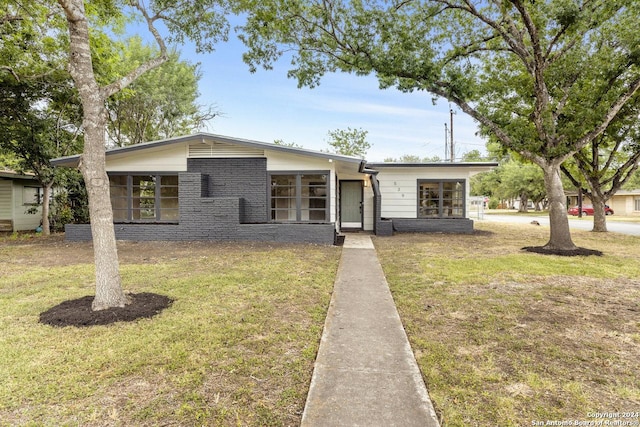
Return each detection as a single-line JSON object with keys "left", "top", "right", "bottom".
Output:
{"left": 635, "top": 197, "right": 640, "bottom": 212}
{"left": 22, "top": 186, "right": 43, "bottom": 205}
{"left": 270, "top": 173, "right": 328, "bottom": 222}
{"left": 109, "top": 174, "right": 179, "bottom": 222}
{"left": 418, "top": 180, "right": 465, "bottom": 218}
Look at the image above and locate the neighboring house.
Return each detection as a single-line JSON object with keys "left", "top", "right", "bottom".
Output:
{"left": 0, "top": 170, "right": 43, "bottom": 232}
{"left": 52, "top": 133, "right": 497, "bottom": 244}
{"left": 567, "top": 190, "right": 640, "bottom": 216}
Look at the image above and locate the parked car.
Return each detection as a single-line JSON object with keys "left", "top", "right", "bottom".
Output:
{"left": 568, "top": 204, "right": 614, "bottom": 216}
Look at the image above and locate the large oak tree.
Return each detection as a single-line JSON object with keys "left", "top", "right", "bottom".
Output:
{"left": 239, "top": 0, "right": 640, "bottom": 251}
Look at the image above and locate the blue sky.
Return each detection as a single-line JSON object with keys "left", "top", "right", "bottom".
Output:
{"left": 141, "top": 24, "right": 488, "bottom": 162}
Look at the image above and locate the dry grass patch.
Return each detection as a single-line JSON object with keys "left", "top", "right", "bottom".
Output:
{"left": 0, "top": 236, "right": 340, "bottom": 426}
{"left": 374, "top": 223, "right": 640, "bottom": 426}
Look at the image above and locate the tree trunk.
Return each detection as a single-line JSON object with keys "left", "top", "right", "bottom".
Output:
{"left": 541, "top": 162, "right": 577, "bottom": 250}
{"left": 81, "top": 124, "right": 129, "bottom": 310}
{"left": 61, "top": 0, "right": 128, "bottom": 310}
{"left": 590, "top": 196, "right": 608, "bottom": 232}
{"left": 518, "top": 192, "right": 529, "bottom": 212}
{"left": 41, "top": 181, "right": 53, "bottom": 235}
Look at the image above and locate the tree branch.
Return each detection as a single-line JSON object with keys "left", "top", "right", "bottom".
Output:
{"left": 429, "top": 80, "right": 550, "bottom": 164}
{"left": 1, "top": 66, "right": 21, "bottom": 82}
{"left": 576, "top": 76, "right": 640, "bottom": 151}
{"left": 432, "top": 0, "right": 533, "bottom": 71}
{"left": 101, "top": 0, "right": 168, "bottom": 99}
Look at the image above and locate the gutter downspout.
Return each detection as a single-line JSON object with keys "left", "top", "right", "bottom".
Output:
{"left": 359, "top": 161, "right": 382, "bottom": 235}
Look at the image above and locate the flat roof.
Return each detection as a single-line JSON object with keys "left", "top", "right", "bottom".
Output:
{"left": 367, "top": 162, "right": 499, "bottom": 168}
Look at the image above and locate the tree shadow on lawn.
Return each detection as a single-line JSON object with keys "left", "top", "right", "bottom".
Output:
{"left": 522, "top": 246, "right": 603, "bottom": 256}
{"left": 39, "top": 293, "right": 173, "bottom": 327}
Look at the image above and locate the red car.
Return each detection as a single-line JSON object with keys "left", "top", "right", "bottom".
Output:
{"left": 568, "top": 204, "right": 614, "bottom": 216}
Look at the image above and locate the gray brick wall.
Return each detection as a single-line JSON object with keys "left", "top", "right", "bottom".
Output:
{"left": 65, "top": 168, "right": 337, "bottom": 245}
{"left": 390, "top": 218, "right": 474, "bottom": 234}
{"left": 187, "top": 158, "right": 267, "bottom": 223}
{"left": 65, "top": 221, "right": 335, "bottom": 244}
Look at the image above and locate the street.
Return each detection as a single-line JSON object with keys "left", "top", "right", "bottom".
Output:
{"left": 479, "top": 213, "right": 640, "bottom": 236}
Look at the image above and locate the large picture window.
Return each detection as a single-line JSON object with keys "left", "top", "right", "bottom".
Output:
{"left": 109, "top": 174, "right": 179, "bottom": 222}
{"left": 270, "top": 173, "right": 328, "bottom": 222}
{"left": 418, "top": 180, "right": 465, "bottom": 218}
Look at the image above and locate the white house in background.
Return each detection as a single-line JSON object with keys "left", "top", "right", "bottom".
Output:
{"left": 0, "top": 170, "right": 42, "bottom": 232}
{"left": 52, "top": 133, "right": 497, "bottom": 244}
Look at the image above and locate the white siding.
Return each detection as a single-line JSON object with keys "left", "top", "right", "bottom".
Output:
{"left": 377, "top": 167, "right": 471, "bottom": 219}
{"left": 0, "top": 180, "right": 11, "bottom": 220}
{"left": 107, "top": 144, "right": 187, "bottom": 172}
{"left": 362, "top": 184, "right": 374, "bottom": 231}
{"left": 266, "top": 150, "right": 338, "bottom": 171}
{"left": 12, "top": 180, "right": 42, "bottom": 231}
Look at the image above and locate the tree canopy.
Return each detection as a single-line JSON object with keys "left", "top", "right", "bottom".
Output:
{"left": 106, "top": 38, "right": 217, "bottom": 147}
{"left": 471, "top": 156, "right": 546, "bottom": 210}
{"left": 383, "top": 154, "right": 444, "bottom": 162}
{"left": 325, "top": 127, "right": 370, "bottom": 158}
{"left": 238, "top": 0, "right": 640, "bottom": 251}
{"left": 1, "top": 2, "right": 81, "bottom": 234}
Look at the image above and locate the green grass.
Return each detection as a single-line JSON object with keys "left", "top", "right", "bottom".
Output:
{"left": 3, "top": 226, "right": 639, "bottom": 426}
{"left": 0, "top": 238, "right": 340, "bottom": 426}
{"left": 374, "top": 223, "right": 640, "bottom": 426}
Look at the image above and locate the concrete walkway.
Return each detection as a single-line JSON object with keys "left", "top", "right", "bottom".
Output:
{"left": 301, "top": 234, "right": 440, "bottom": 427}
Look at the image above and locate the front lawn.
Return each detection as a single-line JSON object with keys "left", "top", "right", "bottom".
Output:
{"left": 374, "top": 223, "right": 640, "bottom": 426}
{"left": 0, "top": 236, "right": 340, "bottom": 426}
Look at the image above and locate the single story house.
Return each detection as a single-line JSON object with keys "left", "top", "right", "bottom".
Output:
{"left": 567, "top": 190, "right": 640, "bottom": 216}
{"left": 0, "top": 170, "right": 43, "bottom": 232}
{"left": 52, "top": 133, "right": 497, "bottom": 244}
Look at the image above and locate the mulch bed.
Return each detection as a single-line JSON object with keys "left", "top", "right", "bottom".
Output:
{"left": 39, "top": 292, "right": 173, "bottom": 327}
{"left": 522, "top": 246, "right": 603, "bottom": 257}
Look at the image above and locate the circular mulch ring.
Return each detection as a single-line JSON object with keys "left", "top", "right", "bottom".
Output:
{"left": 39, "top": 292, "right": 173, "bottom": 327}
{"left": 522, "top": 246, "right": 603, "bottom": 257}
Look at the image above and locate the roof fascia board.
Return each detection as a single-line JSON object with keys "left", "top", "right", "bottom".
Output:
{"left": 0, "top": 171, "right": 38, "bottom": 180}
{"left": 51, "top": 132, "right": 364, "bottom": 167}
{"left": 367, "top": 162, "right": 499, "bottom": 168}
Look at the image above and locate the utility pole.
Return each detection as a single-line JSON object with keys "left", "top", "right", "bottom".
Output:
{"left": 449, "top": 106, "right": 455, "bottom": 162}
{"left": 444, "top": 123, "right": 449, "bottom": 161}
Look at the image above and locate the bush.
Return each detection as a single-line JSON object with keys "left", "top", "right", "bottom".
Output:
{"left": 49, "top": 170, "right": 89, "bottom": 231}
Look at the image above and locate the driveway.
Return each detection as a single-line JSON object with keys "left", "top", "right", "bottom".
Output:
{"left": 479, "top": 213, "right": 640, "bottom": 236}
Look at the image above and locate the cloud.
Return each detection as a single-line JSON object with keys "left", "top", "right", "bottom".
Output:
{"left": 309, "top": 97, "right": 431, "bottom": 118}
